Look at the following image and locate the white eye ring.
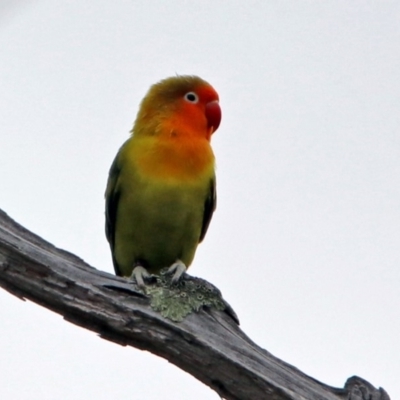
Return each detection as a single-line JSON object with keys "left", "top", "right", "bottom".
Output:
{"left": 184, "top": 92, "right": 199, "bottom": 103}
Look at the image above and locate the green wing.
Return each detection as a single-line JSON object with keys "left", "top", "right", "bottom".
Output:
{"left": 105, "top": 150, "right": 122, "bottom": 275}
{"left": 199, "top": 176, "right": 216, "bottom": 243}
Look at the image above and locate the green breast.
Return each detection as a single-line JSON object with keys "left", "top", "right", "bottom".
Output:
{"left": 114, "top": 164, "right": 211, "bottom": 276}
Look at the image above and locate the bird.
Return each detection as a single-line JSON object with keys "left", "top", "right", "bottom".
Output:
{"left": 105, "top": 75, "right": 221, "bottom": 287}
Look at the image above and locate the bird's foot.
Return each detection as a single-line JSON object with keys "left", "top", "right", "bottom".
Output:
{"left": 167, "top": 259, "right": 187, "bottom": 284}
{"left": 130, "top": 265, "right": 153, "bottom": 289}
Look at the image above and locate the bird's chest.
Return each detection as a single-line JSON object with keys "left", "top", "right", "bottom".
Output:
{"left": 132, "top": 136, "right": 215, "bottom": 183}
{"left": 126, "top": 172, "right": 208, "bottom": 222}
{"left": 119, "top": 137, "right": 214, "bottom": 223}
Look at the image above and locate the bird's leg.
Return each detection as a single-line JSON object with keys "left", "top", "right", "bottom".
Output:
{"left": 130, "top": 263, "right": 151, "bottom": 289}
{"left": 167, "top": 259, "right": 187, "bottom": 284}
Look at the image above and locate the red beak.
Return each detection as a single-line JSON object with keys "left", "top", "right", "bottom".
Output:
{"left": 205, "top": 101, "right": 221, "bottom": 134}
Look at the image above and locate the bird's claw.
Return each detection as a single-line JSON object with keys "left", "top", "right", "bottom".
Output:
{"left": 130, "top": 265, "right": 152, "bottom": 289}
{"left": 167, "top": 260, "right": 187, "bottom": 284}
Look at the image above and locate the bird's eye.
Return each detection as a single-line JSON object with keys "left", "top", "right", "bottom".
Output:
{"left": 184, "top": 92, "right": 199, "bottom": 103}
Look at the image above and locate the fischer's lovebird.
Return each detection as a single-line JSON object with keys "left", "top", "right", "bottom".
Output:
{"left": 105, "top": 75, "right": 221, "bottom": 287}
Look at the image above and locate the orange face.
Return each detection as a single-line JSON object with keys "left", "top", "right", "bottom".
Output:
{"left": 176, "top": 83, "right": 221, "bottom": 139}
{"left": 134, "top": 75, "right": 221, "bottom": 141}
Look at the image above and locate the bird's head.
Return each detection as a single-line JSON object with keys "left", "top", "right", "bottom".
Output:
{"left": 133, "top": 75, "right": 221, "bottom": 140}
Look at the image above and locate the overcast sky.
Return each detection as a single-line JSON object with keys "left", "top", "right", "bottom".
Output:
{"left": 1, "top": 1, "right": 399, "bottom": 399}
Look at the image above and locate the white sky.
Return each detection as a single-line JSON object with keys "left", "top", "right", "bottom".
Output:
{"left": 1, "top": 1, "right": 399, "bottom": 399}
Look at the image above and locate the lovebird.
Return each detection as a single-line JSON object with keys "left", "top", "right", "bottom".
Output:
{"left": 105, "top": 75, "right": 221, "bottom": 287}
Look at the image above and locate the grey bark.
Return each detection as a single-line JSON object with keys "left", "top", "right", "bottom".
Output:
{"left": 0, "top": 209, "right": 390, "bottom": 400}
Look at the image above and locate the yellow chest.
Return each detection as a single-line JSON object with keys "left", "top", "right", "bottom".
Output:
{"left": 121, "top": 136, "right": 215, "bottom": 184}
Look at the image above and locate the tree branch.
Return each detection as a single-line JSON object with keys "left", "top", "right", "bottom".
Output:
{"left": 0, "top": 209, "right": 390, "bottom": 400}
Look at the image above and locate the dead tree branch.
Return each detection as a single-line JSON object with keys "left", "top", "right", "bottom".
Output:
{"left": 0, "top": 209, "right": 390, "bottom": 400}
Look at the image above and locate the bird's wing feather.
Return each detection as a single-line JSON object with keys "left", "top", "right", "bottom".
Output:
{"left": 105, "top": 150, "right": 122, "bottom": 275}
{"left": 199, "top": 176, "right": 216, "bottom": 243}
